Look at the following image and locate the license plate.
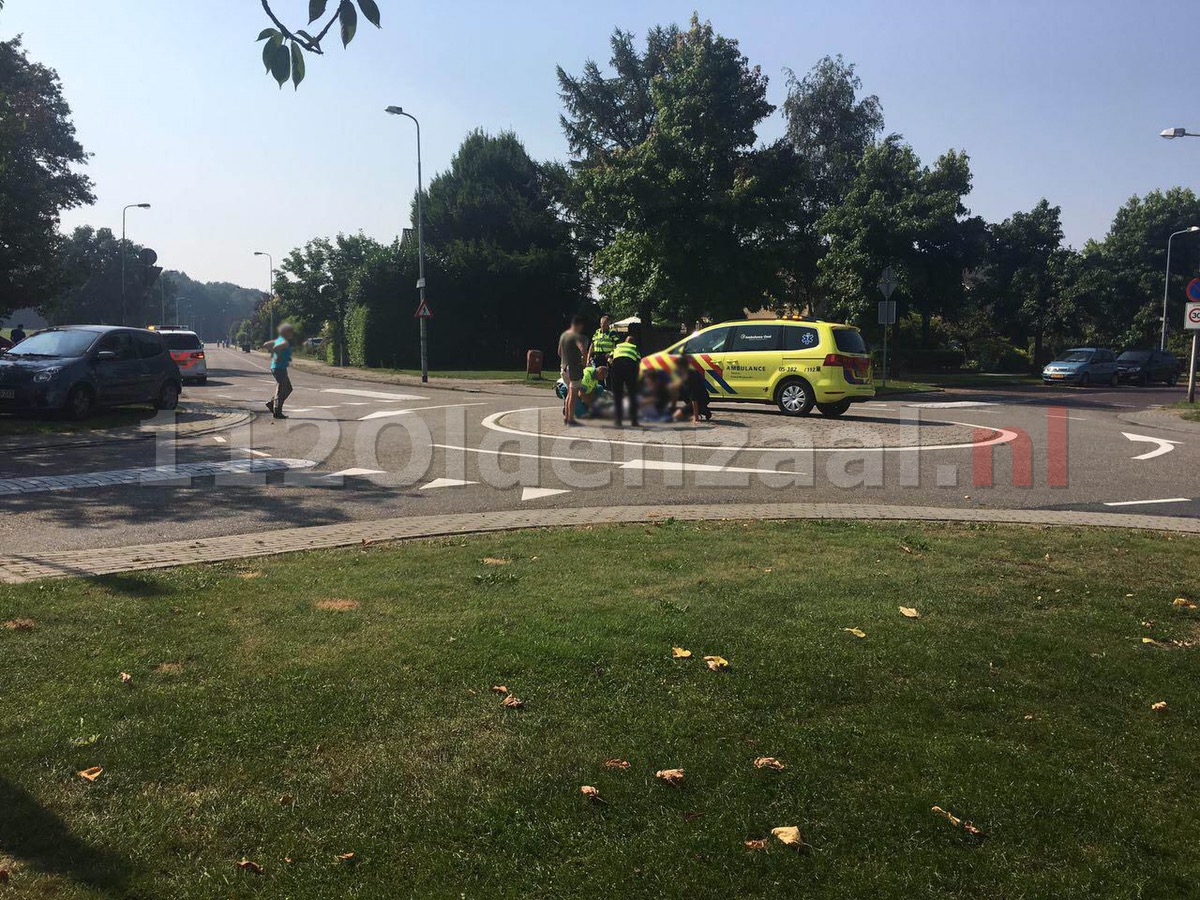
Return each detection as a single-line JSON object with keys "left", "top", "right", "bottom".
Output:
{"left": 1051, "top": 374, "right": 1064, "bottom": 380}
{"left": 0, "top": 389, "right": 14, "bottom": 399}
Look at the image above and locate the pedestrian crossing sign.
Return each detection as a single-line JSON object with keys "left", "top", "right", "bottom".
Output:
{"left": 414, "top": 300, "right": 433, "bottom": 319}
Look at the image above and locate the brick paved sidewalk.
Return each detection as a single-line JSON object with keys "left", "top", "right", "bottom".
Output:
{"left": 1, "top": 502, "right": 1196, "bottom": 583}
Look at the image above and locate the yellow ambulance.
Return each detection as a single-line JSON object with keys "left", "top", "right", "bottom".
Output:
{"left": 639, "top": 318, "right": 874, "bottom": 416}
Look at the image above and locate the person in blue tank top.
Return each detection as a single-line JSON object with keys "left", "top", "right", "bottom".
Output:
{"left": 260, "top": 323, "right": 294, "bottom": 419}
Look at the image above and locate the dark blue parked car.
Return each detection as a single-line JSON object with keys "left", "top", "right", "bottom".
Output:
{"left": 0, "top": 325, "right": 183, "bottom": 419}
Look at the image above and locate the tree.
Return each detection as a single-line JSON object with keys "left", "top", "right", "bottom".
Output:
{"left": 979, "top": 200, "right": 1066, "bottom": 361}
{"left": 275, "top": 233, "right": 382, "bottom": 362}
{"left": 1092, "top": 188, "right": 1200, "bottom": 349}
{"left": 256, "top": 0, "right": 381, "bottom": 88}
{"left": 0, "top": 37, "right": 95, "bottom": 317}
{"left": 43, "top": 226, "right": 162, "bottom": 326}
{"left": 778, "top": 55, "right": 883, "bottom": 310}
{"left": 818, "top": 137, "right": 979, "bottom": 341}
{"left": 559, "top": 16, "right": 778, "bottom": 324}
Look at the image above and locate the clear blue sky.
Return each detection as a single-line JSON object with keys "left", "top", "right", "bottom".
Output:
{"left": 4, "top": 0, "right": 1198, "bottom": 289}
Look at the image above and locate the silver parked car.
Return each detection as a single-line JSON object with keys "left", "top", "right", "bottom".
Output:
{"left": 1042, "top": 348, "right": 1118, "bottom": 387}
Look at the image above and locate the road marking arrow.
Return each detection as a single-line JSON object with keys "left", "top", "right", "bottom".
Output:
{"left": 1122, "top": 432, "right": 1182, "bottom": 461}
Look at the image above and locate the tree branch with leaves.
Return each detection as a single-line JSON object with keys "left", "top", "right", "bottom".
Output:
{"left": 257, "top": 0, "right": 381, "bottom": 88}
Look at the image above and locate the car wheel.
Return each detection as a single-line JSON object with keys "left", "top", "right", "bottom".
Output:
{"left": 775, "top": 378, "right": 815, "bottom": 416}
{"left": 1137, "top": 372, "right": 1149, "bottom": 387}
{"left": 196, "top": 376, "right": 207, "bottom": 385}
{"left": 816, "top": 399, "right": 852, "bottom": 417}
{"left": 1168, "top": 372, "right": 1179, "bottom": 386}
{"left": 1079, "top": 372, "right": 1090, "bottom": 387}
{"left": 154, "top": 382, "right": 180, "bottom": 411}
{"left": 65, "top": 385, "right": 95, "bottom": 420}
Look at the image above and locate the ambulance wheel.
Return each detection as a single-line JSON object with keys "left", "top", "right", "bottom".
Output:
{"left": 816, "top": 399, "right": 852, "bottom": 417}
{"left": 776, "top": 378, "right": 815, "bottom": 417}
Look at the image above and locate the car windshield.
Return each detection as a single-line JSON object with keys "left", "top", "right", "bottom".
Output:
{"left": 1055, "top": 351, "right": 1092, "bottom": 363}
{"left": 2, "top": 329, "right": 97, "bottom": 358}
{"left": 1118, "top": 351, "right": 1151, "bottom": 363}
{"left": 163, "top": 333, "right": 202, "bottom": 351}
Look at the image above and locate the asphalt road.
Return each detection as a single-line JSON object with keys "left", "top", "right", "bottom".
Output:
{"left": 0, "top": 346, "right": 1195, "bottom": 555}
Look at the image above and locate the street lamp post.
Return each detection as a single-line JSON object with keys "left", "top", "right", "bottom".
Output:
{"left": 385, "top": 105, "right": 428, "bottom": 383}
{"left": 1161, "top": 127, "right": 1200, "bottom": 401}
{"left": 1161, "top": 227, "right": 1200, "bottom": 350}
{"left": 254, "top": 251, "right": 275, "bottom": 340}
{"left": 121, "top": 203, "right": 151, "bottom": 325}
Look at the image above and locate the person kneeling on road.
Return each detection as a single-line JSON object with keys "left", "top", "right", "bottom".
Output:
{"left": 261, "top": 323, "right": 294, "bottom": 420}
{"left": 579, "top": 364, "right": 608, "bottom": 417}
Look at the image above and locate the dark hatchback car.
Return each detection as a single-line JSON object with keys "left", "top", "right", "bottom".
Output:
{"left": 1116, "top": 349, "right": 1181, "bottom": 386}
{"left": 0, "top": 325, "right": 183, "bottom": 419}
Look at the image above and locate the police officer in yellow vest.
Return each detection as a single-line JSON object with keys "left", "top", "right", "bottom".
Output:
{"left": 608, "top": 331, "right": 641, "bottom": 428}
{"left": 587, "top": 315, "right": 619, "bottom": 368}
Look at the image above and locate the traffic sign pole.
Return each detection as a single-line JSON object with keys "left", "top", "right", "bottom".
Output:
{"left": 877, "top": 268, "right": 898, "bottom": 389}
{"left": 1186, "top": 302, "right": 1200, "bottom": 403}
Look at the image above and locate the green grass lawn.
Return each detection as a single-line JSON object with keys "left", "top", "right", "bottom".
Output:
{"left": 877, "top": 373, "right": 1042, "bottom": 395}
{"left": 2, "top": 521, "right": 1198, "bottom": 899}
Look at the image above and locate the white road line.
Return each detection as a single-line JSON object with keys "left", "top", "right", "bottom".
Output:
{"left": 522, "top": 487, "right": 570, "bottom": 501}
{"left": 211, "top": 436, "right": 228, "bottom": 444}
{"left": 1122, "top": 432, "right": 1182, "bottom": 461}
{"left": 325, "top": 468, "right": 387, "bottom": 477}
{"left": 237, "top": 448, "right": 272, "bottom": 458}
{"left": 358, "top": 402, "right": 486, "bottom": 421}
{"left": 421, "top": 478, "right": 478, "bottom": 490}
{"left": 1103, "top": 498, "right": 1192, "bottom": 507}
{"left": 478, "top": 407, "right": 1020, "bottom": 454}
{"left": 323, "top": 388, "right": 428, "bottom": 401}
{"left": 0, "top": 458, "right": 316, "bottom": 497}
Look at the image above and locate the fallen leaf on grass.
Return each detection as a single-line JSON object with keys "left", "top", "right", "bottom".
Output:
{"left": 490, "top": 685, "right": 509, "bottom": 694}
{"left": 901, "top": 544, "right": 913, "bottom": 554}
{"left": 744, "top": 838, "right": 768, "bottom": 851}
{"left": 704, "top": 655, "right": 729, "bottom": 671}
{"left": 1173, "top": 598, "right": 1197, "bottom": 610}
{"left": 481, "top": 557, "right": 510, "bottom": 566}
{"left": 683, "top": 811, "right": 703, "bottom": 821}
{"left": 1142, "top": 637, "right": 1162, "bottom": 646}
{"left": 236, "top": 859, "right": 263, "bottom": 875}
{"left": 899, "top": 607, "right": 920, "bottom": 619}
{"left": 336, "top": 852, "right": 356, "bottom": 862}
{"left": 771, "top": 826, "right": 809, "bottom": 849}
{"left": 500, "top": 694, "right": 525, "bottom": 709}
{"left": 753, "top": 757, "right": 786, "bottom": 771}
{"left": 931, "top": 805, "right": 984, "bottom": 838}
{"left": 2, "top": 618, "right": 35, "bottom": 631}
{"left": 1151, "top": 701, "right": 1168, "bottom": 711}
{"left": 671, "top": 647, "right": 692, "bottom": 659}
{"left": 284, "top": 857, "right": 294, "bottom": 864}
{"left": 655, "top": 768, "right": 685, "bottom": 786}
{"left": 843, "top": 627, "right": 867, "bottom": 639}
{"left": 77, "top": 767, "right": 103, "bottom": 782}
{"left": 580, "top": 785, "right": 605, "bottom": 803}
{"left": 603, "top": 758, "right": 630, "bottom": 770}
{"left": 119, "top": 672, "right": 133, "bottom": 686}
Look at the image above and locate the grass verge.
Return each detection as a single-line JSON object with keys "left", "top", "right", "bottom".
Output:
{"left": 1170, "top": 400, "right": 1200, "bottom": 422}
{"left": 1, "top": 521, "right": 1197, "bottom": 898}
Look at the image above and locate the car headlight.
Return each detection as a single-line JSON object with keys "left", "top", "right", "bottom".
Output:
{"left": 33, "top": 367, "right": 64, "bottom": 383}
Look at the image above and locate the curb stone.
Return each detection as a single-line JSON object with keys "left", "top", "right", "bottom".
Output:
{"left": 1, "top": 502, "right": 1197, "bottom": 584}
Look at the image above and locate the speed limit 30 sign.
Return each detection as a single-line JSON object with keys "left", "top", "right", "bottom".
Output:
{"left": 1187, "top": 301, "right": 1200, "bottom": 331}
